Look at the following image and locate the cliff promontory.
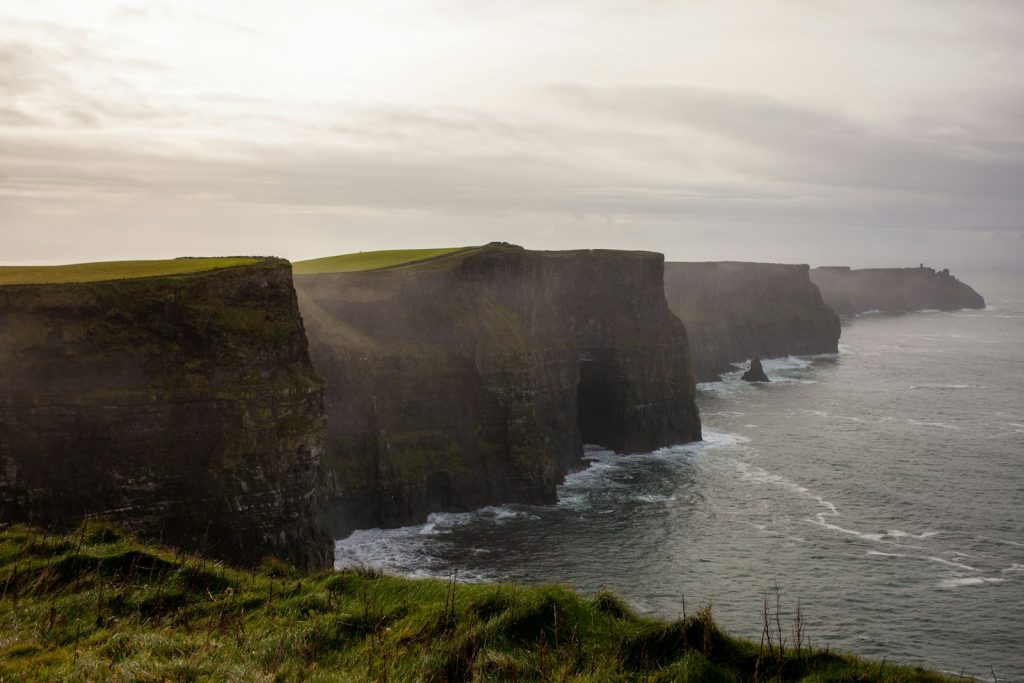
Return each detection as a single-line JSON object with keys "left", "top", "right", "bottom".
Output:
{"left": 294, "top": 243, "right": 701, "bottom": 536}
{"left": 0, "top": 258, "right": 331, "bottom": 571}
{"left": 664, "top": 262, "right": 841, "bottom": 381}
{"left": 810, "top": 266, "right": 986, "bottom": 316}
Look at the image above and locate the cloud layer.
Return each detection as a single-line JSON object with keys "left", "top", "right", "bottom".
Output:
{"left": 2, "top": 1, "right": 1022, "bottom": 268}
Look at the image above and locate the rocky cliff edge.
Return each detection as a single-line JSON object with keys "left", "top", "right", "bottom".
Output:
{"left": 0, "top": 258, "right": 332, "bottom": 571}
{"left": 295, "top": 243, "right": 701, "bottom": 537}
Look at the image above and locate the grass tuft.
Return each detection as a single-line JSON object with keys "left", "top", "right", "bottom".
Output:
{"left": 0, "top": 524, "right": 958, "bottom": 682}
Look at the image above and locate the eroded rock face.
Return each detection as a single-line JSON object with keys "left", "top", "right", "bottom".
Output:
{"left": 664, "top": 262, "right": 841, "bottom": 381}
{"left": 810, "top": 266, "right": 986, "bottom": 316}
{"left": 295, "top": 244, "right": 701, "bottom": 537}
{"left": 0, "top": 260, "right": 332, "bottom": 571}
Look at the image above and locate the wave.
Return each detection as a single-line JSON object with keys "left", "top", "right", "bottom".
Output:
{"left": 908, "top": 420, "right": 960, "bottom": 430}
{"left": 634, "top": 493, "right": 676, "bottom": 503}
{"left": 936, "top": 577, "right": 1006, "bottom": 590}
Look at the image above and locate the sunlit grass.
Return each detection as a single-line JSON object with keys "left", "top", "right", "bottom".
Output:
{"left": 0, "top": 524, "right": 953, "bottom": 682}
{"left": 293, "top": 247, "right": 473, "bottom": 274}
{"left": 0, "top": 257, "right": 264, "bottom": 286}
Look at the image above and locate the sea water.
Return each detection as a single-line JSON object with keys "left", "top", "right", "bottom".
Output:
{"left": 335, "top": 271, "right": 1024, "bottom": 680}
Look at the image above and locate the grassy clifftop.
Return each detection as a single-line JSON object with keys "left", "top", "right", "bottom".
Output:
{"left": 0, "top": 257, "right": 264, "bottom": 286}
{"left": 0, "top": 526, "right": 950, "bottom": 682}
{"left": 294, "top": 248, "right": 474, "bottom": 274}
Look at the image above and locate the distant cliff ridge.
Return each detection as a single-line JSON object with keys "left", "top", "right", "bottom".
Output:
{"left": 294, "top": 243, "right": 701, "bottom": 537}
{"left": 0, "top": 258, "right": 332, "bottom": 571}
{"left": 664, "top": 262, "right": 841, "bottom": 382}
{"left": 810, "top": 266, "right": 985, "bottom": 316}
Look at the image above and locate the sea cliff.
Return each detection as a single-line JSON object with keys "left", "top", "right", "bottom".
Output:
{"left": 810, "top": 266, "right": 986, "bottom": 315}
{"left": 664, "top": 262, "right": 840, "bottom": 381}
{"left": 294, "top": 243, "right": 701, "bottom": 537}
{"left": 0, "top": 258, "right": 331, "bottom": 571}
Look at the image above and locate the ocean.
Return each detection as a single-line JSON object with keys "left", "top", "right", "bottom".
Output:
{"left": 335, "top": 271, "right": 1024, "bottom": 681}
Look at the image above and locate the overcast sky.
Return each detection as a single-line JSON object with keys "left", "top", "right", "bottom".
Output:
{"left": 2, "top": 0, "right": 1022, "bottom": 269}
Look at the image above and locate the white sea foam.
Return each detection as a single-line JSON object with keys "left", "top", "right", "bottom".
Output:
{"left": 725, "top": 457, "right": 944, "bottom": 553}
{"left": 1001, "top": 564, "right": 1024, "bottom": 574}
{"left": 978, "top": 536, "right": 1024, "bottom": 548}
{"left": 936, "top": 577, "right": 1006, "bottom": 590}
{"left": 635, "top": 493, "right": 675, "bottom": 503}
{"left": 761, "top": 356, "right": 813, "bottom": 371}
{"left": 909, "top": 420, "right": 960, "bottom": 430}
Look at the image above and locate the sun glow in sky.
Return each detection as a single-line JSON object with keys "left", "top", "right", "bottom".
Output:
{"left": 1, "top": 1, "right": 1022, "bottom": 269}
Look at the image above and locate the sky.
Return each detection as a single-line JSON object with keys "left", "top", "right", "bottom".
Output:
{"left": 2, "top": 0, "right": 1023, "bottom": 270}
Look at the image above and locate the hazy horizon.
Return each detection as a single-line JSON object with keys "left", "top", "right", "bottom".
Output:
{"left": 2, "top": 1, "right": 1022, "bottom": 270}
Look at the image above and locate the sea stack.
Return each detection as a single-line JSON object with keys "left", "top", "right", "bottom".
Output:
{"left": 663, "top": 262, "right": 840, "bottom": 381}
{"left": 741, "top": 357, "right": 770, "bottom": 382}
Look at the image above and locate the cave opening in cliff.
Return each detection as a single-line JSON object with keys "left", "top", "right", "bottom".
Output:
{"left": 576, "top": 356, "right": 621, "bottom": 449}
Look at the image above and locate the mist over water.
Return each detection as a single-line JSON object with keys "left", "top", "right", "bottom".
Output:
{"left": 335, "top": 273, "right": 1024, "bottom": 681}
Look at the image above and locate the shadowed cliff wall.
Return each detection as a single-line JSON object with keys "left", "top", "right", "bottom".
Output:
{"left": 664, "top": 262, "right": 841, "bottom": 382}
{"left": 295, "top": 244, "right": 700, "bottom": 537}
{"left": 810, "top": 266, "right": 985, "bottom": 316}
{"left": 0, "top": 260, "right": 332, "bottom": 571}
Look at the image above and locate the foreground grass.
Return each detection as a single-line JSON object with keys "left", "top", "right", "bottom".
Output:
{"left": 0, "top": 258, "right": 263, "bottom": 286}
{"left": 293, "top": 248, "right": 472, "bottom": 274}
{"left": 0, "top": 526, "right": 951, "bottom": 682}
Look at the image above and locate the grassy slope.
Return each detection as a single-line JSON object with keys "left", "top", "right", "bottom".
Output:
{"left": 0, "top": 526, "right": 951, "bottom": 682}
{"left": 293, "top": 248, "right": 473, "bottom": 274}
{"left": 0, "top": 258, "right": 263, "bottom": 286}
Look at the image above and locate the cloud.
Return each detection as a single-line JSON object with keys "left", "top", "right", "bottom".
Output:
{"left": 1, "top": 1, "right": 1022, "bottom": 268}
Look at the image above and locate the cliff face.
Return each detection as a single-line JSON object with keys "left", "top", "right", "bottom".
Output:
{"left": 810, "top": 266, "right": 986, "bottom": 316}
{"left": 295, "top": 244, "right": 700, "bottom": 537}
{"left": 664, "top": 262, "right": 841, "bottom": 381}
{"left": 0, "top": 260, "right": 332, "bottom": 571}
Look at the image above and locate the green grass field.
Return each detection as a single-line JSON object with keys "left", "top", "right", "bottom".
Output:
{"left": 0, "top": 257, "right": 264, "bottom": 286}
{"left": 0, "top": 525, "right": 952, "bottom": 682}
{"left": 293, "top": 248, "right": 473, "bottom": 274}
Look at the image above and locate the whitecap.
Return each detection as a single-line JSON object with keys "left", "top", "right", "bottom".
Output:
{"left": 977, "top": 535, "right": 1024, "bottom": 548}
{"left": 761, "top": 356, "right": 813, "bottom": 371}
{"left": 936, "top": 577, "right": 1006, "bottom": 590}
{"left": 635, "top": 493, "right": 676, "bottom": 503}
{"left": 909, "top": 420, "right": 960, "bottom": 430}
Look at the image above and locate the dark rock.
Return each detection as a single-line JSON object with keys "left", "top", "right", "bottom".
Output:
{"left": 741, "top": 357, "right": 770, "bottom": 382}
{"left": 810, "top": 266, "right": 985, "bottom": 316}
{"left": 294, "top": 243, "right": 702, "bottom": 538}
{"left": 0, "top": 260, "right": 332, "bottom": 571}
{"left": 663, "top": 262, "right": 840, "bottom": 381}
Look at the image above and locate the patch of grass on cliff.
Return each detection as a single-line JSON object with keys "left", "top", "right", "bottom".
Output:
{"left": 0, "top": 258, "right": 264, "bottom": 286}
{"left": 0, "top": 525, "right": 954, "bottom": 682}
{"left": 293, "top": 248, "right": 473, "bottom": 274}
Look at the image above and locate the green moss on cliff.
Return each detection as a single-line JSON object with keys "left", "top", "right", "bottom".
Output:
{"left": 0, "top": 526, "right": 953, "bottom": 682}
{"left": 0, "top": 257, "right": 263, "bottom": 285}
{"left": 294, "top": 248, "right": 473, "bottom": 274}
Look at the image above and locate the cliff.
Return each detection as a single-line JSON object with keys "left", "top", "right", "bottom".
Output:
{"left": 810, "top": 266, "right": 986, "bottom": 316}
{"left": 294, "top": 243, "right": 700, "bottom": 536}
{"left": 0, "top": 258, "right": 332, "bottom": 571}
{"left": 664, "top": 262, "right": 841, "bottom": 381}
